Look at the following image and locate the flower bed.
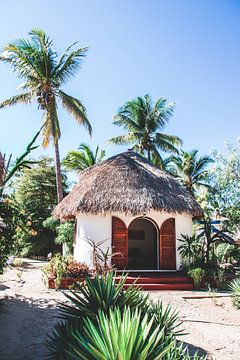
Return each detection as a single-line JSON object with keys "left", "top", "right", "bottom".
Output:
{"left": 42, "top": 254, "right": 92, "bottom": 289}
{"left": 47, "top": 275, "right": 86, "bottom": 289}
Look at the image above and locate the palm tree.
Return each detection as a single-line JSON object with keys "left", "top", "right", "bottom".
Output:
{"left": 178, "top": 234, "right": 202, "bottom": 265}
{"left": 62, "top": 143, "right": 105, "bottom": 171}
{"left": 0, "top": 29, "right": 92, "bottom": 202}
{"left": 168, "top": 150, "right": 214, "bottom": 195}
{"left": 108, "top": 94, "right": 182, "bottom": 167}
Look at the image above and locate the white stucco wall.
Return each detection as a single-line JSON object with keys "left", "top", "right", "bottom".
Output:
{"left": 74, "top": 211, "right": 193, "bottom": 270}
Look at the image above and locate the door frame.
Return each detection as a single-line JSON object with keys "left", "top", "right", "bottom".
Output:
{"left": 128, "top": 216, "right": 160, "bottom": 270}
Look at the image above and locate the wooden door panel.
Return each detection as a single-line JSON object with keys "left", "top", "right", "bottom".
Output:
{"left": 160, "top": 218, "right": 176, "bottom": 270}
{"left": 112, "top": 217, "right": 128, "bottom": 269}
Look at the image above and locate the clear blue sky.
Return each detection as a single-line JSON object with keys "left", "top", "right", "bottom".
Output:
{"left": 0, "top": 0, "right": 239, "bottom": 161}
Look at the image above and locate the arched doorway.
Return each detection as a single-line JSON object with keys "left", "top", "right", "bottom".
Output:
{"left": 128, "top": 217, "right": 158, "bottom": 270}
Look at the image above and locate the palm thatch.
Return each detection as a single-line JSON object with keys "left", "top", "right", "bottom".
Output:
{"left": 53, "top": 151, "right": 203, "bottom": 220}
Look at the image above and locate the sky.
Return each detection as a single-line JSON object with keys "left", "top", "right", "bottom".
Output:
{"left": 0, "top": 0, "right": 239, "bottom": 161}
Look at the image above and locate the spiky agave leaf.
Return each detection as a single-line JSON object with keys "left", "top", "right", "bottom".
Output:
{"left": 58, "top": 272, "right": 148, "bottom": 320}
{"left": 67, "top": 307, "right": 174, "bottom": 360}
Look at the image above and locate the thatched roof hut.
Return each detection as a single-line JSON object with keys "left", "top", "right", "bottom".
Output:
{"left": 53, "top": 151, "right": 202, "bottom": 221}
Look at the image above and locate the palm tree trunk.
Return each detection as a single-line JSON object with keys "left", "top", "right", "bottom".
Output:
{"left": 54, "top": 139, "right": 63, "bottom": 203}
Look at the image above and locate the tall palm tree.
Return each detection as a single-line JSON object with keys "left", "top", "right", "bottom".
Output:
{"left": 62, "top": 143, "right": 105, "bottom": 171}
{"left": 168, "top": 150, "right": 214, "bottom": 195}
{"left": 108, "top": 94, "right": 182, "bottom": 167}
{"left": 0, "top": 29, "right": 92, "bottom": 202}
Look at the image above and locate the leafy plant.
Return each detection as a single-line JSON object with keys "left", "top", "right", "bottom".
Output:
{"left": 86, "top": 238, "right": 122, "bottom": 274}
{"left": 149, "top": 301, "right": 184, "bottom": 338}
{"left": 229, "top": 277, "right": 240, "bottom": 309}
{"left": 43, "top": 217, "right": 74, "bottom": 254}
{"left": 59, "top": 272, "right": 149, "bottom": 320}
{"left": 213, "top": 269, "right": 227, "bottom": 289}
{"left": 66, "top": 261, "right": 90, "bottom": 278}
{"left": 188, "top": 268, "right": 205, "bottom": 290}
{"left": 47, "top": 272, "right": 205, "bottom": 360}
{"left": 178, "top": 234, "right": 202, "bottom": 265}
{"left": 42, "top": 254, "right": 72, "bottom": 287}
{"left": 12, "top": 158, "right": 68, "bottom": 256}
{"left": 67, "top": 307, "right": 174, "bottom": 360}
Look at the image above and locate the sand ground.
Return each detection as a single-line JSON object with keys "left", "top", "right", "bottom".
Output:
{"left": 0, "top": 259, "right": 239, "bottom": 360}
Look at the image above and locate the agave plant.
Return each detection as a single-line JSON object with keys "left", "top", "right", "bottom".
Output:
{"left": 149, "top": 301, "right": 184, "bottom": 338}
{"left": 68, "top": 307, "right": 174, "bottom": 360}
{"left": 47, "top": 272, "right": 205, "bottom": 360}
{"left": 59, "top": 272, "right": 149, "bottom": 320}
{"left": 229, "top": 277, "right": 240, "bottom": 309}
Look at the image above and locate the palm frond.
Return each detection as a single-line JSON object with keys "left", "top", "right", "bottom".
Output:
{"left": 54, "top": 46, "right": 88, "bottom": 83}
{"left": 42, "top": 100, "right": 60, "bottom": 147}
{"left": 108, "top": 133, "right": 137, "bottom": 145}
{"left": 59, "top": 90, "right": 92, "bottom": 136}
{"left": 0, "top": 92, "right": 33, "bottom": 108}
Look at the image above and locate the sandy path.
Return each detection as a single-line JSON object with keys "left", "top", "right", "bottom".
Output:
{"left": 0, "top": 259, "right": 240, "bottom": 360}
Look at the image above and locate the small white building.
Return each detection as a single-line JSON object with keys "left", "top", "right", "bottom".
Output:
{"left": 54, "top": 151, "right": 202, "bottom": 271}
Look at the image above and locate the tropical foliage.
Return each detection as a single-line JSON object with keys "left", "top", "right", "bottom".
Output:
{"left": 0, "top": 131, "right": 40, "bottom": 272}
{"left": 229, "top": 278, "right": 240, "bottom": 309}
{"left": 12, "top": 158, "right": 68, "bottom": 256}
{"left": 43, "top": 216, "right": 75, "bottom": 254}
{"left": 0, "top": 28, "right": 92, "bottom": 201}
{"left": 168, "top": 149, "right": 213, "bottom": 195}
{"left": 64, "top": 307, "right": 174, "bottom": 360}
{"left": 47, "top": 272, "right": 205, "bottom": 359}
{"left": 109, "top": 94, "right": 182, "bottom": 167}
{"left": 178, "top": 234, "right": 202, "bottom": 265}
{"left": 210, "top": 141, "right": 240, "bottom": 231}
{"left": 0, "top": 129, "right": 40, "bottom": 198}
{"left": 63, "top": 143, "right": 105, "bottom": 171}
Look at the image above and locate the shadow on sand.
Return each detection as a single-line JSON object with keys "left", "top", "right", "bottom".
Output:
{"left": 0, "top": 296, "right": 59, "bottom": 360}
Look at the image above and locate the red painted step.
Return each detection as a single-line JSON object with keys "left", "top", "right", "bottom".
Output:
{"left": 115, "top": 276, "right": 192, "bottom": 284}
{"left": 115, "top": 271, "right": 194, "bottom": 290}
{"left": 123, "top": 283, "right": 194, "bottom": 291}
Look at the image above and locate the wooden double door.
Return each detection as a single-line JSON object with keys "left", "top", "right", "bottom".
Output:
{"left": 112, "top": 217, "right": 176, "bottom": 270}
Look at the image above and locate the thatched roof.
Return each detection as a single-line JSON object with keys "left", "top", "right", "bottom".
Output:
{"left": 53, "top": 151, "right": 203, "bottom": 220}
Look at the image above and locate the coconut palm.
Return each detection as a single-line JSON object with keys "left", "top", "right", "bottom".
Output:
{"left": 108, "top": 94, "right": 182, "bottom": 167}
{"left": 168, "top": 150, "right": 214, "bottom": 195}
{"left": 0, "top": 29, "right": 92, "bottom": 202}
{"left": 62, "top": 143, "right": 105, "bottom": 172}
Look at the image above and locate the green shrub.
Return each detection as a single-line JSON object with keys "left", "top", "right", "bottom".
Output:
{"left": 66, "top": 307, "right": 174, "bottom": 360}
{"left": 47, "top": 272, "right": 206, "bottom": 359}
{"left": 229, "top": 278, "right": 240, "bottom": 309}
{"left": 42, "top": 254, "right": 91, "bottom": 287}
{"left": 188, "top": 268, "right": 205, "bottom": 289}
{"left": 213, "top": 269, "right": 227, "bottom": 289}
{"left": 42, "top": 254, "right": 72, "bottom": 287}
{"left": 59, "top": 272, "right": 149, "bottom": 320}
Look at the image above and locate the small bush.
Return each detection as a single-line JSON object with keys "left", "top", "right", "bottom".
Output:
{"left": 42, "top": 254, "right": 91, "bottom": 287}
{"left": 188, "top": 268, "right": 205, "bottom": 289}
{"left": 229, "top": 278, "right": 240, "bottom": 309}
{"left": 213, "top": 269, "right": 227, "bottom": 289}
